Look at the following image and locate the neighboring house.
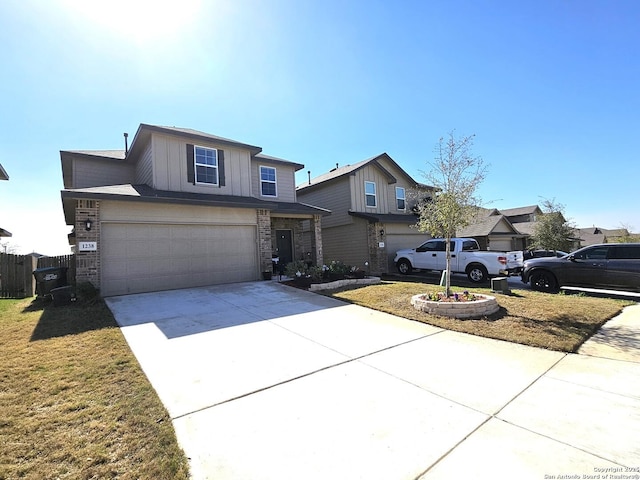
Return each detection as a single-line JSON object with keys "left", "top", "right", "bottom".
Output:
{"left": 60, "top": 124, "right": 329, "bottom": 296}
{"left": 576, "top": 227, "right": 630, "bottom": 247}
{"left": 457, "top": 209, "right": 524, "bottom": 251}
{"left": 296, "top": 153, "right": 433, "bottom": 274}
{"left": 0, "top": 163, "right": 11, "bottom": 238}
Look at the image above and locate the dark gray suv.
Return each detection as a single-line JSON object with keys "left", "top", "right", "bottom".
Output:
{"left": 521, "top": 243, "right": 640, "bottom": 293}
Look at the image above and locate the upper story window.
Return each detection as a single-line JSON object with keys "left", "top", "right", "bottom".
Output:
{"left": 260, "top": 166, "right": 277, "bottom": 197}
{"left": 195, "top": 146, "right": 218, "bottom": 185}
{"left": 365, "top": 181, "right": 376, "bottom": 207}
{"left": 396, "top": 187, "right": 406, "bottom": 210}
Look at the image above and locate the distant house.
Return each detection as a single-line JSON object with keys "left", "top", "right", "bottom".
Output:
{"left": 60, "top": 124, "right": 329, "bottom": 296}
{"left": 576, "top": 227, "right": 630, "bottom": 247}
{"left": 296, "top": 153, "right": 434, "bottom": 274}
{"left": 0, "top": 163, "right": 11, "bottom": 238}
{"left": 457, "top": 209, "right": 524, "bottom": 251}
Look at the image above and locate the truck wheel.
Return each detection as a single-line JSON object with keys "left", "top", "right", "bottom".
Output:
{"left": 530, "top": 270, "right": 558, "bottom": 293}
{"left": 467, "top": 265, "right": 488, "bottom": 283}
{"left": 397, "top": 259, "right": 412, "bottom": 275}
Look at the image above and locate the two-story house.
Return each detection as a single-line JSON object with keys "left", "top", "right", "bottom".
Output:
{"left": 296, "top": 153, "right": 433, "bottom": 274}
{"left": 60, "top": 124, "right": 329, "bottom": 296}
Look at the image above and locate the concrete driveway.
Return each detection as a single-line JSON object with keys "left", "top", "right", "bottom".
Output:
{"left": 105, "top": 281, "right": 640, "bottom": 479}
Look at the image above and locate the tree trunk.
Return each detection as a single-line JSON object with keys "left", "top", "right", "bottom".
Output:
{"left": 445, "top": 236, "right": 452, "bottom": 297}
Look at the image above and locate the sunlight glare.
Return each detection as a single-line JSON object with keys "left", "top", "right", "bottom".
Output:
{"left": 61, "top": 0, "right": 201, "bottom": 44}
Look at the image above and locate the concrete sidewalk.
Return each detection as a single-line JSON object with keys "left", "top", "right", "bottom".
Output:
{"left": 106, "top": 282, "right": 640, "bottom": 480}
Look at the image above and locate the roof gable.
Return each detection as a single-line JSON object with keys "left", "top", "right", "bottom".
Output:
{"left": 297, "top": 153, "right": 424, "bottom": 192}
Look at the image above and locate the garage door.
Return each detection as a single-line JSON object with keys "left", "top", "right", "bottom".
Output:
{"left": 385, "top": 234, "right": 428, "bottom": 273}
{"left": 101, "top": 223, "right": 258, "bottom": 296}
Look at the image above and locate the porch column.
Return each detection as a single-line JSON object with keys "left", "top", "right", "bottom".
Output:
{"left": 257, "top": 209, "right": 273, "bottom": 273}
{"left": 313, "top": 214, "right": 323, "bottom": 266}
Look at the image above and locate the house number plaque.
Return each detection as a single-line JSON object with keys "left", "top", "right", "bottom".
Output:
{"left": 78, "top": 241, "right": 97, "bottom": 252}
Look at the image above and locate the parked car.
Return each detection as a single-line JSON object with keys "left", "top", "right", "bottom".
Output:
{"left": 505, "top": 249, "right": 569, "bottom": 275}
{"left": 394, "top": 237, "right": 508, "bottom": 283}
{"left": 521, "top": 243, "right": 640, "bottom": 293}
{"left": 524, "top": 249, "right": 569, "bottom": 260}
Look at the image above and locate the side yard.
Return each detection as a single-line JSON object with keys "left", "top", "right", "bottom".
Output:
{"left": 0, "top": 287, "right": 189, "bottom": 479}
{"left": 323, "top": 280, "right": 636, "bottom": 352}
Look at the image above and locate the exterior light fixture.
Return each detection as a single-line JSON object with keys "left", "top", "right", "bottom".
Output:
{"left": 379, "top": 229, "right": 385, "bottom": 236}
{"left": 85, "top": 218, "right": 93, "bottom": 231}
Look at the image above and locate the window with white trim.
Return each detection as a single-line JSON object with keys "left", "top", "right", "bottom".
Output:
{"left": 195, "top": 146, "right": 218, "bottom": 185}
{"left": 396, "top": 186, "right": 406, "bottom": 210}
{"left": 365, "top": 181, "right": 376, "bottom": 207}
{"left": 260, "top": 166, "right": 277, "bottom": 197}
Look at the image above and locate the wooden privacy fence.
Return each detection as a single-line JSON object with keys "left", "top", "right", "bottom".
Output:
{"left": 0, "top": 253, "right": 75, "bottom": 299}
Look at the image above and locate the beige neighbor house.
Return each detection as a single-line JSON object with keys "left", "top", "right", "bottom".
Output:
{"left": 296, "top": 153, "right": 434, "bottom": 275}
{"left": 457, "top": 208, "right": 524, "bottom": 251}
{"left": 60, "top": 124, "right": 329, "bottom": 297}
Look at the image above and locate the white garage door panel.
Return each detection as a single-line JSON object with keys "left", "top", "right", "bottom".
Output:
{"left": 102, "top": 223, "right": 257, "bottom": 296}
{"left": 385, "top": 234, "right": 427, "bottom": 272}
{"left": 489, "top": 239, "right": 512, "bottom": 252}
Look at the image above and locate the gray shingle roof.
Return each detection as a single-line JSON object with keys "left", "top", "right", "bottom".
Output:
{"left": 297, "top": 153, "right": 425, "bottom": 191}
{"left": 61, "top": 150, "right": 126, "bottom": 160}
{"left": 498, "top": 205, "right": 541, "bottom": 217}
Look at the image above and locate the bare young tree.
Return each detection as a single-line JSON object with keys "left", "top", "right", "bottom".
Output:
{"left": 530, "top": 199, "right": 576, "bottom": 252}
{"left": 415, "top": 132, "right": 488, "bottom": 297}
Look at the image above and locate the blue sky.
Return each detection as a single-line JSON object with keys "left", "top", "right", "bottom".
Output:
{"left": 1, "top": 0, "right": 638, "bottom": 255}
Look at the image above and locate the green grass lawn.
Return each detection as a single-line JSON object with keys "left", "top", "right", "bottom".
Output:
{"left": 323, "top": 279, "right": 635, "bottom": 352}
{"left": 0, "top": 287, "right": 189, "bottom": 480}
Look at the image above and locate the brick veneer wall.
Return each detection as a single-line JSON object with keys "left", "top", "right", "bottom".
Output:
{"left": 257, "top": 209, "right": 273, "bottom": 273}
{"left": 367, "top": 222, "right": 387, "bottom": 275}
{"left": 75, "top": 200, "right": 100, "bottom": 289}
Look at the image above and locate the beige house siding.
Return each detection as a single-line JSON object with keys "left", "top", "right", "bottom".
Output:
{"left": 351, "top": 167, "right": 392, "bottom": 214}
{"left": 150, "top": 133, "right": 253, "bottom": 196}
{"left": 100, "top": 200, "right": 257, "bottom": 226}
{"left": 322, "top": 220, "right": 369, "bottom": 269}
{"left": 250, "top": 160, "right": 297, "bottom": 202}
{"left": 135, "top": 141, "right": 153, "bottom": 185}
{"left": 297, "top": 177, "right": 352, "bottom": 228}
{"left": 72, "top": 158, "right": 135, "bottom": 189}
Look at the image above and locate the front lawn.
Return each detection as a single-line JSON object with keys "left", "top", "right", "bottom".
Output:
{"left": 0, "top": 288, "right": 189, "bottom": 479}
{"left": 323, "top": 280, "right": 635, "bottom": 352}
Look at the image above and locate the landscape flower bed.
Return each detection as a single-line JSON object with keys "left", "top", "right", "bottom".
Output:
{"left": 411, "top": 292, "right": 499, "bottom": 319}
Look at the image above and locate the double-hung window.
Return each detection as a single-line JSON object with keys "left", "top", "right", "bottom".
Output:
{"left": 396, "top": 187, "right": 406, "bottom": 210}
{"left": 260, "top": 166, "right": 277, "bottom": 197}
{"left": 195, "top": 146, "right": 218, "bottom": 185}
{"left": 365, "top": 181, "right": 377, "bottom": 207}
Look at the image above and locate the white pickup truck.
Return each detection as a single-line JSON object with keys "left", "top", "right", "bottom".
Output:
{"left": 393, "top": 237, "right": 508, "bottom": 283}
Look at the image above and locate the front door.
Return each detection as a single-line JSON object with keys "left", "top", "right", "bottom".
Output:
{"left": 276, "top": 230, "right": 293, "bottom": 267}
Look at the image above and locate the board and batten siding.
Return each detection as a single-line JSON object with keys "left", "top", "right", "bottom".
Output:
{"left": 150, "top": 133, "right": 253, "bottom": 196}
{"left": 250, "top": 161, "right": 297, "bottom": 203}
{"left": 297, "top": 177, "right": 352, "bottom": 228}
{"left": 135, "top": 141, "right": 153, "bottom": 185}
{"left": 350, "top": 167, "right": 391, "bottom": 214}
{"left": 72, "top": 158, "right": 135, "bottom": 189}
{"left": 321, "top": 220, "right": 369, "bottom": 269}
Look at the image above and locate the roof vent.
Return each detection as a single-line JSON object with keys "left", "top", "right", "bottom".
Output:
{"left": 308, "top": 170, "right": 311, "bottom": 185}
{"left": 124, "top": 132, "right": 129, "bottom": 155}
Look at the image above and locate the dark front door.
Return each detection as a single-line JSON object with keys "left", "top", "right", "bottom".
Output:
{"left": 276, "top": 230, "right": 293, "bottom": 266}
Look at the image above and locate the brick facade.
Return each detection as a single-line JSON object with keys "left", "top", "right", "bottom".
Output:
{"left": 74, "top": 200, "right": 100, "bottom": 288}
{"left": 257, "top": 209, "right": 273, "bottom": 273}
{"left": 367, "top": 221, "right": 387, "bottom": 275}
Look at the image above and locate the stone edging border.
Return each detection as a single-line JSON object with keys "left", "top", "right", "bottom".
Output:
{"left": 309, "top": 276, "right": 382, "bottom": 292}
